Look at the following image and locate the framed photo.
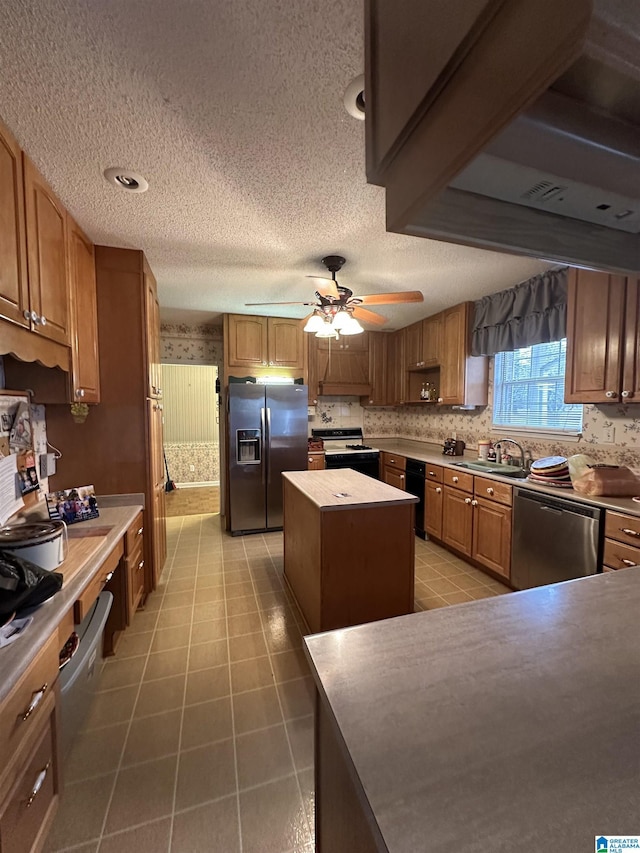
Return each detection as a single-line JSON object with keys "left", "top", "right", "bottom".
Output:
{"left": 46, "top": 485, "right": 99, "bottom": 525}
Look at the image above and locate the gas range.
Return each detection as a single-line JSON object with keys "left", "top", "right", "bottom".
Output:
{"left": 311, "top": 429, "right": 380, "bottom": 479}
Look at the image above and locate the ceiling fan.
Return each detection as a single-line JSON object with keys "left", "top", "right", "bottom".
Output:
{"left": 245, "top": 255, "right": 424, "bottom": 336}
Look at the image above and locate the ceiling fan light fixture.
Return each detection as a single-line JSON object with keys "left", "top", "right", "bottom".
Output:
{"left": 303, "top": 312, "right": 325, "bottom": 333}
{"left": 339, "top": 315, "right": 364, "bottom": 335}
{"left": 331, "top": 309, "right": 351, "bottom": 331}
{"left": 315, "top": 319, "right": 339, "bottom": 339}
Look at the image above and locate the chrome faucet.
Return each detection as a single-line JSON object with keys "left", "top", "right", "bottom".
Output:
{"left": 494, "top": 438, "right": 532, "bottom": 473}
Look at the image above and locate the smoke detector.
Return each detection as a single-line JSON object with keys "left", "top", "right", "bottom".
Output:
{"left": 343, "top": 74, "right": 365, "bottom": 120}
{"left": 103, "top": 167, "right": 149, "bottom": 193}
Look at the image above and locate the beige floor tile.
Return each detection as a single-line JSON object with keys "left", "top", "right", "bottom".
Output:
{"left": 188, "top": 639, "right": 229, "bottom": 672}
{"left": 151, "top": 624, "right": 191, "bottom": 653}
{"left": 227, "top": 611, "right": 264, "bottom": 637}
{"left": 190, "top": 618, "right": 226, "bottom": 645}
{"left": 155, "top": 605, "right": 193, "bottom": 630}
{"left": 277, "top": 678, "right": 315, "bottom": 721}
{"left": 193, "top": 600, "right": 226, "bottom": 623}
{"left": 47, "top": 773, "right": 115, "bottom": 849}
{"left": 239, "top": 775, "right": 311, "bottom": 853}
{"left": 230, "top": 656, "right": 275, "bottom": 693}
{"left": 162, "top": 589, "right": 195, "bottom": 609}
{"left": 185, "top": 665, "right": 231, "bottom": 705}
{"left": 64, "top": 722, "right": 128, "bottom": 783}
{"left": 193, "top": 585, "right": 226, "bottom": 604}
{"left": 236, "top": 724, "right": 296, "bottom": 789}
{"left": 226, "top": 595, "right": 259, "bottom": 617}
{"left": 122, "top": 709, "right": 182, "bottom": 766}
{"left": 467, "top": 586, "right": 499, "bottom": 600}
{"left": 115, "top": 631, "right": 154, "bottom": 660}
{"left": 144, "top": 647, "right": 190, "bottom": 681}
{"left": 252, "top": 575, "right": 283, "bottom": 593}
{"left": 264, "top": 626, "right": 303, "bottom": 654}
{"left": 85, "top": 685, "right": 138, "bottom": 729}
{"left": 196, "top": 563, "right": 225, "bottom": 577}
{"left": 423, "top": 577, "right": 464, "bottom": 596}
{"left": 286, "top": 715, "right": 314, "bottom": 772}
{"left": 181, "top": 697, "right": 233, "bottom": 749}
{"left": 104, "top": 755, "right": 177, "bottom": 834}
{"left": 194, "top": 574, "right": 224, "bottom": 591}
{"left": 171, "top": 795, "right": 240, "bottom": 853}
{"left": 432, "top": 561, "right": 469, "bottom": 578}
{"left": 298, "top": 767, "right": 315, "bottom": 835}
{"left": 225, "top": 579, "right": 256, "bottom": 599}
{"left": 99, "top": 656, "right": 147, "bottom": 692}
{"left": 423, "top": 596, "right": 449, "bottom": 609}
{"left": 228, "top": 631, "right": 268, "bottom": 663}
{"left": 99, "top": 817, "right": 172, "bottom": 853}
{"left": 270, "top": 648, "right": 311, "bottom": 683}
{"left": 232, "top": 685, "right": 284, "bottom": 734}
{"left": 164, "top": 576, "right": 197, "bottom": 593}
{"left": 127, "top": 610, "right": 160, "bottom": 634}
{"left": 441, "top": 590, "right": 475, "bottom": 605}
{"left": 449, "top": 572, "right": 488, "bottom": 592}
{"left": 46, "top": 844, "right": 98, "bottom": 853}
{"left": 175, "top": 740, "right": 237, "bottom": 811}
{"left": 134, "top": 674, "right": 186, "bottom": 718}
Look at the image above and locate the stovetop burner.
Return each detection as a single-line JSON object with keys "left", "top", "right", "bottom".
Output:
{"left": 346, "top": 444, "right": 372, "bottom": 450}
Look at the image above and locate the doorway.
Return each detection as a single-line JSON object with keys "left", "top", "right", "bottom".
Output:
{"left": 161, "top": 364, "right": 220, "bottom": 516}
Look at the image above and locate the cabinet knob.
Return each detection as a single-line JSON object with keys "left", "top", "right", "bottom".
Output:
{"left": 452, "top": 476, "right": 459, "bottom": 483}
{"left": 262, "top": 361, "right": 267, "bottom": 365}
{"left": 269, "top": 361, "right": 273, "bottom": 366}
{"left": 605, "top": 390, "right": 617, "bottom": 398}
{"left": 487, "top": 487, "right": 494, "bottom": 496}
{"left": 435, "top": 487, "right": 442, "bottom": 494}
{"left": 400, "top": 474, "right": 405, "bottom": 480}
{"left": 75, "top": 388, "right": 85, "bottom": 398}
{"left": 30, "top": 310, "right": 38, "bottom": 322}
{"left": 308, "top": 457, "right": 313, "bottom": 463}
{"left": 621, "top": 390, "right": 631, "bottom": 398}
{"left": 23, "top": 309, "right": 31, "bottom": 321}
{"left": 137, "top": 527, "right": 144, "bottom": 535}
{"left": 464, "top": 497, "right": 472, "bottom": 505}
{"left": 157, "top": 388, "right": 162, "bottom": 395}
{"left": 471, "top": 499, "right": 478, "bottom": 506}
{"left": 437, "top": 397, "right": 443, "bottom": 403}
{"left": 40, "top": 315, "right": 47, "bottom": 326}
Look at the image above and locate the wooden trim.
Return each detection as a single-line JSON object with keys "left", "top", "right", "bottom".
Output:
{"left": 0, "top": 322, "right": 69, "bottom": 370}
{"left": 319, "top": 382, "right": 372, "bottom": 396}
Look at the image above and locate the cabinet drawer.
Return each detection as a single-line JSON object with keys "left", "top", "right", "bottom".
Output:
{"left": 0, "top": 633, "right": 58, "bottom": 771}
{"left": 443, "top": 468, "right": 473, "bottom": 493}
{"left": 381, "top": 452, "right": 406, "bottom": 471}
{"left": 307, "top": 452, "right": 325, "bottom": 471}
{"left": 74, "top": 541, "right": 123, "bottom": 623}
{"left": 474, "top": 476, "right": 513, "bottom": 507}
{"left": 605, "top": 511, "right": 640, "bottom": 545}
{"left": 0, "top": 707, "right": 58, "bottom": 853}
{"left": 603, "top": 538, "right": 640, "bottom": 571}
{"left": 425, "top": 464, "right": 443, "bottom": 483}
{"left": 125, "top": 512, "right": 144, "bottom": 555}
{"left": 127, "top": 542, "right": 146, "bottom": 615}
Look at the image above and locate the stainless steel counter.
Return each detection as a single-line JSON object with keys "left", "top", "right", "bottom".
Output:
{"left": 305, "top": 570, "right": 640, "bottom": 852}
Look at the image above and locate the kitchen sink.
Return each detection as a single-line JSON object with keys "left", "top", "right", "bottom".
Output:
{"left": 452, "top": 460, "right": 528, "bottom": 478}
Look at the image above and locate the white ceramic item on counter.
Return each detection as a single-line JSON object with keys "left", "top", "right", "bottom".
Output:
{"left": 0, "top": 521, "right": 67, "bottom": 570}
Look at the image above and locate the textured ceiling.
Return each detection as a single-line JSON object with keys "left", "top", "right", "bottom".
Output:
{"left": 0, "top": 0, "right": 552, "bottom": 329}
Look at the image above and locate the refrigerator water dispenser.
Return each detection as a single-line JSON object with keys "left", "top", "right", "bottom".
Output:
{"left": 237, "top": 429, "right": 261, "bottom": 463}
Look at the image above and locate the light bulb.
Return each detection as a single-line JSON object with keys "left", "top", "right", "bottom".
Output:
{"left": 339, "top": 315, "right": 364, "bottom": 335}
{"left": 331, "top": 310, "right": 351, "bottom": 331}
{"left": 303, "top": 313, "right": 325, "bottom": 333}
{"left": 315, "top": 320, "right": 339, "bottom": 338}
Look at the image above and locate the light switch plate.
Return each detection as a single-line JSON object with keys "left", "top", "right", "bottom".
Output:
{"left": 39, "top": 453, "right": 57, "bottom": 478}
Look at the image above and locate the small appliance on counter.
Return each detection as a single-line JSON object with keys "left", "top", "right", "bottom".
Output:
{"left": 443, "top": 438, "right": 466, "bottom": 457}
{"left": 0, "top": 521, "right": 66, "bottom": 570}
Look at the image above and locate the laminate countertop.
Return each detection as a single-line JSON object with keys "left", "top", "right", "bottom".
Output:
{"left": 282, "top": 469, "right": 418, "bottom": 511}
{"left": 371, "top": 438, "right": 640, "bottom": 517}
{"left": 0, "top": 503, "right": 142, "bottom": 703}
{"left": 305, "top": 570, "right": 640, "bottom": 852}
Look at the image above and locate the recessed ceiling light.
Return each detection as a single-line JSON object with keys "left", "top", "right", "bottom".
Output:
{"left": 343, "top": 74, "right": 365, "bottom": 121}
{"left": 103, "top": 167, "right": 149, "bottom": 193}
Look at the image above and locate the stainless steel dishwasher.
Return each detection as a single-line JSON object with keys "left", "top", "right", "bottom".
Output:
{"left": 511, "top": 488, "right": 603, "bottom": 590}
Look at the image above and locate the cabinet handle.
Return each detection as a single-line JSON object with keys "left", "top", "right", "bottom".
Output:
{"left": 75, "top": 388, "right": 85, "bottom": 398}
{"left": 621, "top": 558, "right": 637, "bottom": 567}
{"left": 390, "top": 459, "right": 395, "bottom": 463}
{"left": 137, "top": 527, "right": 144, "bottom": 535}
{"left": 23, "top": 309, "right": 31, "bottom": 321}
{"left": 40, "top": 315, "right": 47, "bottom": 326}
{"left": 428, "top": 471, "right": 436, "bottom": 477}
{"left": 103, "top": 571, "right": 114, "bottom": 584}
{"left": 620, "top": 527, "right": 640, "bottom": 539}
{"left": 400, "top": 474, "right": 404, "bottom": 480}
{"left": 156, "top": 388, "right": 162, "bottom": 396}
{"left": 452, "top": 476, "right": 459, "bottom": 483}
{"left": 487, "top": 487, "right": 494, "bottom": 496}
{"left": 20, "top": 684, "right": 48, "bottom": 721}
{"left": 471, "top": 499, "right": 478, "bottom": 506}
{"left": 308, "top": 457, "right": 313, "bottom": 463}
{"left": 138, "top": 560, "right": 145, "bottom": 570}
{"left": 621, "top": 390, "right": 631, "bottom": 398}
{"left": 30, "top": 310, "right": 38, "bottom": 322}
{"left": 26, "top": 762, "right": 50, "bottom": 808}
{"left": 435, "top": 487, "right": 442, "bottom": 494}
{"left": 464, "top": 497, "right": 472, "bottom": 505}
{"left": 605, "top": 391, "right": 617, "bottom": 398}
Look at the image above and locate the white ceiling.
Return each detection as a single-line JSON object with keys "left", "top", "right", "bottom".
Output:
{"left": 0, "top": 0, "right": 552, "bottom": 330}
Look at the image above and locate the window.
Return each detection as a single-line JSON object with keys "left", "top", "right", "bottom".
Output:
{"left": 493, "top": 339, "right": 582, "bottom": 434}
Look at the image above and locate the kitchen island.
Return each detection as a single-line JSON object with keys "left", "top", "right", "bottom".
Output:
{"left": 305, "top": 570, "right": 640, "bottom": 853}
{"left": 282, "top": 469, "right": 418, "bottom": 633}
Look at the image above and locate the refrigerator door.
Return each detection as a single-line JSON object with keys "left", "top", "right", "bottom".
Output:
{"left": 265, "top": 385, "right": 308, "bottom": 528}
{"left": 229, "top": 384, "right": 266, "bottom": 533}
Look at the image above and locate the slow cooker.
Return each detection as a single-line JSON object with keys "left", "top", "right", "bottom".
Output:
{"left": 0, "top": 521, "right": 67, "bottom": 570}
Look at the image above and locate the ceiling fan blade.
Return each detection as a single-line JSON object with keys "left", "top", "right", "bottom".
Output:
{"left": 306, "top": 275, "right": 339, "bottom": 298}
{"left": 244, "top": 301, "right": 317, "bottom": 306}
{"left": 355, "top": 291, "right": 424, "bottom": 305}
{"left": 352, "top": 306, "right": 387, "bottom": 327}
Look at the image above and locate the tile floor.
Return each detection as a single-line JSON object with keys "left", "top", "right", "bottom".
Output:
{"left": 165, "top": 486, "right": 220, "bottom": 517}
{"left": 46, "top": 515, "right": 510, "bottom": 853}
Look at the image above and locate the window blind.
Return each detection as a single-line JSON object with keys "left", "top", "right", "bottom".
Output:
{"left": 492, "top": 340, "right": 582, "bottom": 433}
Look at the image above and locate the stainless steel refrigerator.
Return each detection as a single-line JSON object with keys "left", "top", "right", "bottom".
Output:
{"left": 228, "top": 384, "right": 308, "bottom": 534}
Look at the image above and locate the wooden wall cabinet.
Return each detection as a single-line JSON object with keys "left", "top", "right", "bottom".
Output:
{"left": 439, "top": 302, "right": 488, "bottom": 406}
{"left": 362, "top": 331, "right": 388, "bottom": 406}
{"left": 0, "top": 118, "right": 29, "bottom": 331}
{"left": 386, "top": 329, "right": 406, "bottom": 405}
{"left": 405, "top": 321, "right": 423, "bottom": 369}
{"left": 67, "top": 215, "right": 100, "bottom": 403}
{"left": 565, "top": 268, "right": 640, "bottom": 404}
{"left": 225, "top": 314, "right": 305, "bottom": 371}
{"left": 422, "top": 313, "right": 442, "bottom": 366}
{"left": 312, "top": 333, "right": 371, "bottom": 396}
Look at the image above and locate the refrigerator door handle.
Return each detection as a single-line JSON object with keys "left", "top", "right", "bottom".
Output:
{"left": 266, "top": 407, "right": 272, "bottom": 483}
{"left": 260, "top": 407, "right": 267, "bottom": 485}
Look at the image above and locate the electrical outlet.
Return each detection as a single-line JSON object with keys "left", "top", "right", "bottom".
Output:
{"left": 602, "top": 425, "right": 615, "bottom": 443}
{"left": 189, "top": 464, "right": 195, "bottom": 472}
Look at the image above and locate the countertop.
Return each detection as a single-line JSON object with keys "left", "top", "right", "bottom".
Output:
{"left": 305, "top": 570, "right": 640, "bottom": 852}
{"left": 283, "top": 469, "right": 418, "bottom": 511}
{"left": 0, "top": 503, "right": 142, "bottom": 703}
{"left": 371, "top": 438, "right": 640, "bottom": 516}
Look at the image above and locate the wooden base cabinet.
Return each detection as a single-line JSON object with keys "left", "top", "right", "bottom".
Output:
{"left": 425, "top": 480, "right": 444, "bottom": 539}
{"left": 442, "top": 485, "right": 474, "bottom": 556}
{"left": 472, "top": 497, "right": 512, "bottom": 580}
{"left": 381, "top": 452, "right": 406, "bottom": 490}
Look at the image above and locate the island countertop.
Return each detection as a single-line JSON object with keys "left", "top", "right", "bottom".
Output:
{"left": 304, "top": 570, "right": 640, "bottom": 852}
{"left": 282, "top": 469, "right": 418, "bottom": 511}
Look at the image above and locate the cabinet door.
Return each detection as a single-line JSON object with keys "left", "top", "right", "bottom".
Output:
{"left": 565, "top": 268, "right": 625, "bottom": 403}
{"left": 387, "top": 328, "right": 407, "bottom": 405}
{"left": 0, "top": 119, "right": 29, "bottom": 328}
{"left": 68, "top": 216, "right": 100, "bottom": 403}
{"left": 442, "top": 485, "right": 473, "bottom": 556}
{"left": 145, "top": 265, "right": 161, "bottom": 398}
{"left": 425, "top": 481, "right": 443, "bottom": 539}
{"left": 364, "top": 332, "right": 388, "bottom": 405}
{"left": 472, "top": 497, "right": 511, "bottom": 580}
{"left": 383, "top": 466, "right": 406, "bottom": 490}
{"left": 267, "top": 317, "right": 304, "bottom": 368}
{"left": 307, "top": 453, "right": 325, "bottom": 471}
{"left": 422, "top": 313, "right": 442, "bottom": 366}
{"left": 622, "top": 278, "right": 640, "bottom": 403}
{"left": 439, "top": 304, "right": 466, "bottom": 404}
{"left": 307, "top": 335, "right": 320, "bottom": 403}
{"left": 405, "top": 320, "right": 423, "bottom": 368}
{"left": 227, "top": 314, "right": 268, "bottom": 367}
{"left": 23, "top": 155, "right": 69, "bottom": 345}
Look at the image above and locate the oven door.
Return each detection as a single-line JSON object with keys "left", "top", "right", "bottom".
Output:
{"left": 325, "top": 453, "right": 380, "bottom": 479}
